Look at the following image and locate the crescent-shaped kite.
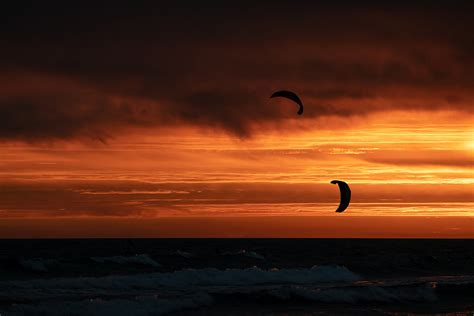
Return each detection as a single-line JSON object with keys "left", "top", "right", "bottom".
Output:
{"left": 270, "top": 90, "right": 304, "bottom": 115}
{"left": 331, "top": 180, "right": 351, "bottom": 213}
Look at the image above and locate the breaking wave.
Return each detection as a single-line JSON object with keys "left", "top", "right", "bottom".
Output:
{"left": 18, "top": 258, "right": 60, "bottom": 272}
{"left": 90, "top": 254, "right": 161, "bottom": 268}
{"left": 0, "top": 265, "right": 359, "bottom": 293}
{"left": 266, "top": 283, "right": 437, "bottom": 303}
{"left": 223, "top": 249, "right": 265, "bottom": 260}
{"left": 7, "top": 293, "right": 214, "bottom": 316}
{"left": 3, "top": 266, "right": 470, "bottom": 315}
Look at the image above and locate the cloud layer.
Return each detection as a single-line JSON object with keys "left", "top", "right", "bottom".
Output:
{"left": 1, "top": 1, "right": 473, "bottom": 141}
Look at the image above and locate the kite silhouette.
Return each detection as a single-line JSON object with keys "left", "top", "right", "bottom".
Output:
{"left": 270, "top": 90, "right": 304, "bottom": 115}
{"left": 331, "top": 180, "right": 351, "bottom": 213}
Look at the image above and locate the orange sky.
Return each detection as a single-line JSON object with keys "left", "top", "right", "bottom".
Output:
{"left": 0, "top": 110, "right": 472, "bottom": 237}
{"left": 0, "top": 2, "right": 473, "bottom": 237}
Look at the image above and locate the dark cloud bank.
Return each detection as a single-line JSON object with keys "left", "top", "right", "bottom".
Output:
{"left": 1, "top": 1, "right": 473, "bottom": 141}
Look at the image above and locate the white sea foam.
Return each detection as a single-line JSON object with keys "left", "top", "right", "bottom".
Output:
{"left": 18, "top": 258, "right": 60, "bottom": 272}
{"left": 90, "top": 254, "right": 161, "bottom": 268}
{"left": 267, "top": 283, "right": 437, "bottom": 303}
{"left": 0, "top": 265, "right": 360, "bottom": 315}
{"left": 6, "top": 292, "right": 213, "bottom": 316}
{"left": 0, "top": 265, "right": 359, "bottom": 294}
{"left": 238, "top": 249, "right": 265, "bottom": 260}
{"left": 2, "top": 269, "right": 470, "bottom": 315}
{"left": 0, "top": 266, "right": 359, "bottom": 315}
{"left": 223, "top": 249, "right": 265, "bottom": 260}
{"left": 176, "top": 250, "right": 194, "bottom": 258}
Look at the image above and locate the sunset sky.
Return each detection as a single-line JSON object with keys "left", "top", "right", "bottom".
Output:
{"left": 0, "top": 1, "right": 472, "bottom": 237}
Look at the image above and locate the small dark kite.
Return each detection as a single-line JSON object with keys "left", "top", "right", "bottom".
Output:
{"left": 270, "top": 90, "right": 304, "bottom": 115}
{"left": 331, "top": 180, "right": 351, "bottom": 213}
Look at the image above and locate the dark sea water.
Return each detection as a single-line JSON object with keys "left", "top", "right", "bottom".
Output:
{"left": 0, "top": 239, "right": 473, "bottom": 315}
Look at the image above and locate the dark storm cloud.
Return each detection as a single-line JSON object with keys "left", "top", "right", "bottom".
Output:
{"left": 0, "top": 1, "right": 473, "bottom": 141}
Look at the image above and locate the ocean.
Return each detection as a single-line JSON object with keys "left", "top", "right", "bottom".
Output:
{"left": 0, "top": 239, "right": 473, "bottom": 315}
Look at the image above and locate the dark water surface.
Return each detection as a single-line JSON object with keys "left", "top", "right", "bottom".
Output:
{"left": 0, "top": 239, "right": 473, "bottom": 315}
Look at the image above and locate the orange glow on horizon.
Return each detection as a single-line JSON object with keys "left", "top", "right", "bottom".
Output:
{"left": 1, "top": 110, "right": 472, "bottom": 237}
